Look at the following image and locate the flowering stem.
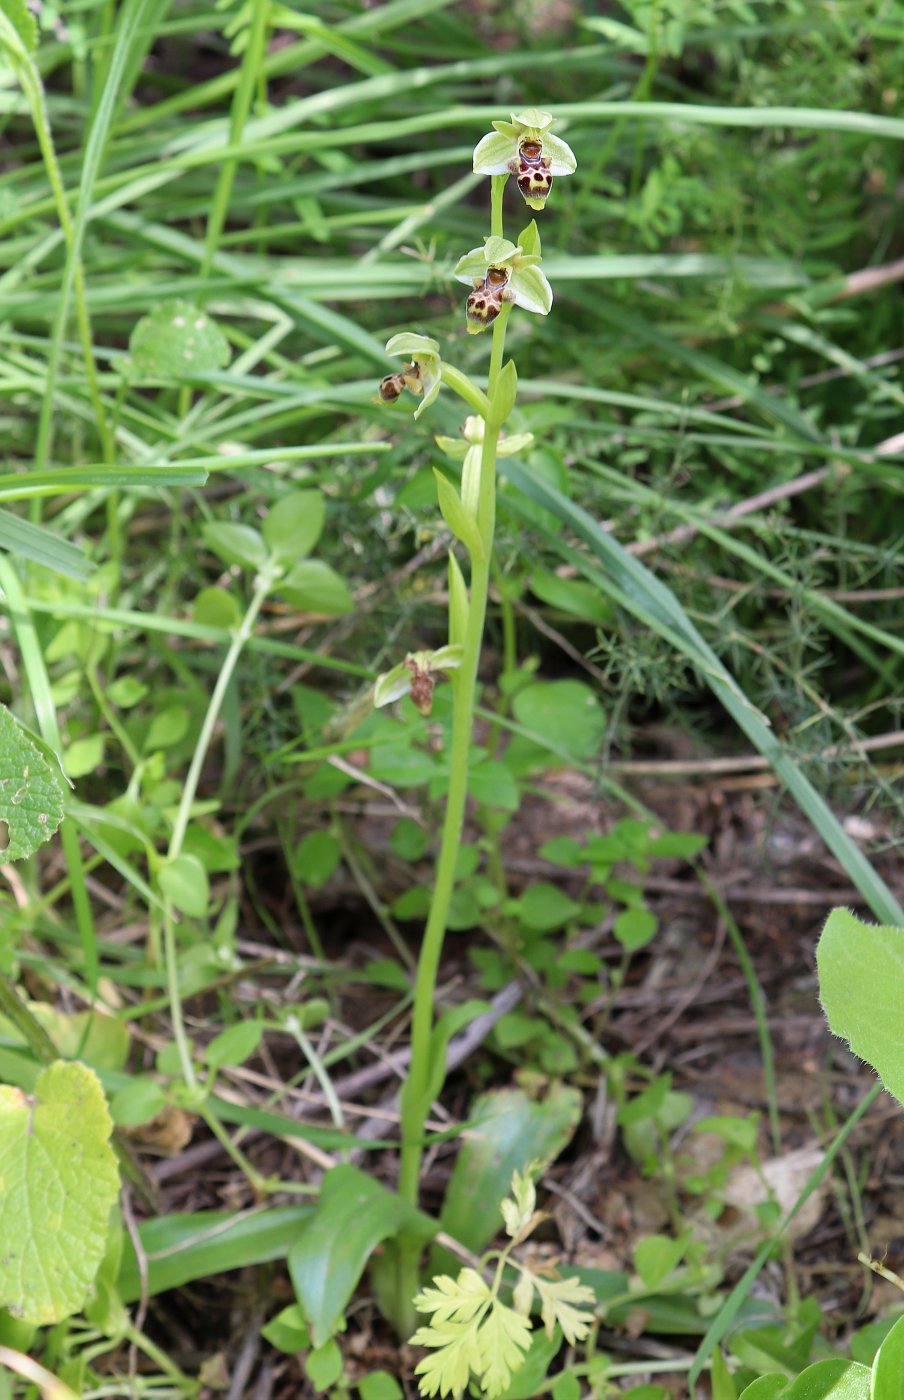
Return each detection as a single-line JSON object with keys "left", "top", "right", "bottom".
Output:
{"left": 397, "top": 179, "right": 513, "bottom": 1323}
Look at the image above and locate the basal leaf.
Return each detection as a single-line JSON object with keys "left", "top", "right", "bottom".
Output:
{"left": 437, "top": 1083, "right": 582, "bottom": 1259}
{"left": 289, "top": 1164, "right": 437, "bottom": 1347}
{"left": 0, "top": 1061, "right": 119, "bottom": 1324}
{"left": 0, "top": 704, "right": 65, "bottom": 860}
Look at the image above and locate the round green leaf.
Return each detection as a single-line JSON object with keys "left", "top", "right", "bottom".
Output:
{"left": 511, "top": 680, "right": 605, "bottom": 763}
{"left": 280, "top": 560, "right": 353, "bottom": 615}
{"left": 0, "top": 1061, "right": 119, "bottom": 1324}
{"left": 125, "top": 299, "right": 230, "bottom": 381}
{"left": 110, "top": 1078, "right": 167, "bottom": 1128}
{"left": 263, "top": 491, "right": 325, "bottom": 564}
{"left": 614, "top": 906, "right": 658, "bottom": 951}
{"left": 159, "top": 853, "right": 209, "bottom": 917}
{"left": 193, "top": 586, "right": 239, "bottom": 630}
{"left": 206, "top": 1019, "right": 263, "bottom": 1070}
{"left": 200, "top": 522, "right": 268, "bottom": 572}
{"left": 870, "top": 1311, "right": 904, "bottom": 1400}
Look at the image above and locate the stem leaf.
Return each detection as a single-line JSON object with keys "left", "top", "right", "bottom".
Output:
{"left": 434, "top": 470, "right": 484, "bottom": 560}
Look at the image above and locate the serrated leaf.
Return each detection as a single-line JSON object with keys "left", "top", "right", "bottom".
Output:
{"left": 817, "top": 909, "right": 904, "bottom": 1108}
{"left": 0, "top": 1061, "right": 119, "bottom": 1323}
{"left": 125, "top": 300, "right": 230, "bottom": 381}
{"left": 478, "top": 1303, "right": 533, "bottom": 1398}
{"left": 0, "top": 705, "right": 65, "bottom": 860}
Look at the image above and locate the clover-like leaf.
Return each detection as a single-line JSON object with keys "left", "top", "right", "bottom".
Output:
{"left": 0, "top": 1061, "right": 119, "bottom": 1324}
{"left": 124, "top": 299, "right": 230, "bottom": 381}
{"left": 0, "top": 705, "right": 65, "bottom": 860}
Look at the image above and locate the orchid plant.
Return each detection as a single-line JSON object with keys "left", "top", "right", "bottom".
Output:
{"left": 373, "top": 110, "right": 577, "bottom": 1381}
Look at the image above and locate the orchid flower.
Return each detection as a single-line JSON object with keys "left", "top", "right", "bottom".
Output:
{"left": 453, "top": 232, "right": 552, "bottom": 335}
{"left": 473, "top": 108, "right": 576, "bottom": 211}
{"left": 379, "top": 333, "right": 442, "bottom": 419}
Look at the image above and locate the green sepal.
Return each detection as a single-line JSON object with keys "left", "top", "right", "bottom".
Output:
{"left": 518, "top": 220, "right": 542, "bottom": 258}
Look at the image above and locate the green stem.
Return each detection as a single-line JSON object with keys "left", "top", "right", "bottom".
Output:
{"left": 395, "top": 174, "right": 513, "bottom": 1322}
{"left": 0, "top": 974, "right": 59, "bottom": 1063}
{"left": 163, "top": 569, "right": 273, "bottom": 1091}
{"left": 441, "top": 364, "right": 491, "bottom": 418}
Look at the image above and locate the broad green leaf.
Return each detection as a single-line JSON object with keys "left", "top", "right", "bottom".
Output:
{"left": 871, "top": 1313, "right": 904, "bottom": 1400}
{"left": 206, "top": 1019, "right": 263, "bottom": 1069}
{"left": 193, "top": 586, "right": 239, "bottom": 630}
{"left": 118, "top": 1206, "right": 314, "bottom": 1301}
{"left": 65, "top": 733, "right": 105, "bottom": 779}
{"left": 633, "top": 1233, "right": 690, "bottom": 1289}
{"left": 614, "top": 906, "right": 658, "bottom": 952}
{"left": 511, "top": 680, "right": 605, "bottom": 764}
{"left": 0, "top": 705, "right": 65, "bottom": 860}
{"left": 306, "top": 1339, "right": 343, "bottom": 1390}
{"left": 782, "top": 1359, "right": 870, "bottom": 1399}
{"left": 201, "top": 522, "right": 268, "bottom": 572}
{"left": 289, "top": 1164, "right": 437, "bottom": 1347}
{"left": 107, "top": 676, "right": 148, "bottom": 709}
{"left": 816, "top": 909, "right": 904, "bottom": 1108}
{"left": 263, "top": 491, "right": 325, "bottom": 564}
{"left": 529, "top": 569, "right": 611, "bottom": 625}
{"left": 280, "top": 560, "right": 353, "bottom": 615}
{"left": 434, "top": 470, "right": 484, "bottom": 560}
{"left": 159, "top": 852, "right": 209, "bottom": 917}
{"left": 516, "top": 882, "right": 581, "bottom": 932}
{"left": 738, "top": 1381, "right": 790, "bottom": 1400}
{"left": 109, "top": 1078, "right": 166, "bottom": 1128}
{"left": 0, "top": 1061, "right": 119, "bottom": 1323}
{"left": 125, "top": 299, "right": 230, "bottom": 380}
{"left": 146, "top": 704, "right": 188, "bottom": 751}
{"left": 438, "top": 1084, "right": 582, "bottom": 1257}
{"left": 293, "top": 830, "right": 342, "bottom": 888}
{"left": 262, "top": 1303, "right": 310, "bottom": 1354}
{"left": 359, "top": 1371, "right": 404, "bottom": 1400}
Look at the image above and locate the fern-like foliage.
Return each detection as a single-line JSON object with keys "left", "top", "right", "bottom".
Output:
{"left": 409, "top": 1172, "right": 596, "bottom": 1398}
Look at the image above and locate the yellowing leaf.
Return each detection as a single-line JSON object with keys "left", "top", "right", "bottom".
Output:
{"left": 534, "top": 1274, "right": 595, "bottom": 1343}
{"left": 0, "top": 1061, "right": 119, "bottom": 1323}
{"left": 476, "top": 1302, "right": 532, "bottom": 1397}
